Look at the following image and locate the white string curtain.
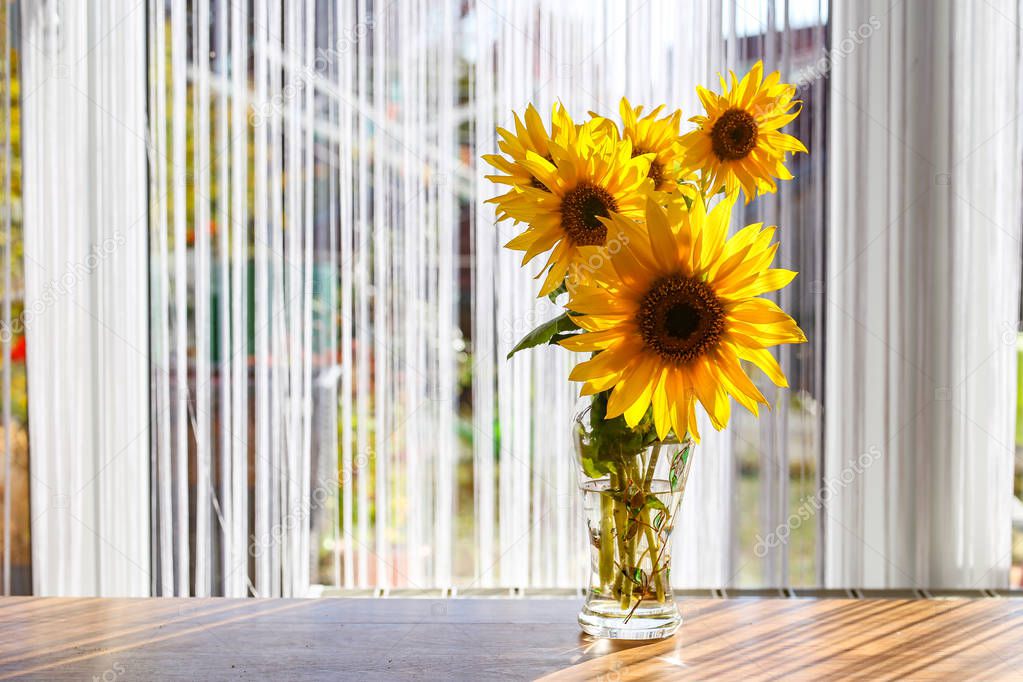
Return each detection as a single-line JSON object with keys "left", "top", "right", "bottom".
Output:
{"left": 825, "top": 0, "right": 1021, "bottom": 588}
{"left": 343, "top": 0, "right": 830, "bottom": 591}
{"left": 429, "top": 0, "right": 736, "bottom": 590}
{"left": 146, "top": 0, "right": 468, "bottom": 596}
{"left": 142, "top": 0, "right": 740, "bottom": 596}
{"left": 21, "top": 0, "right": 827, "bottom": 597}
{"left": 723, "top": 0, "right": 829, "bottom": 588}
{"left": 22, "top": 0, "right": 1018, "bottom": 596}
{"left": 20, "top": 0, "right": 150, "bottom": 596}
{"left": 149, "top": 0, "right": 332, "bottom": 597}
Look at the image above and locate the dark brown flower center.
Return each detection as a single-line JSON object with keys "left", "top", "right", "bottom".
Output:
{"left": 632, "top": 147, "right": 664, "bottom": 187}
{"left": 560, "top": 181, "right": 618, "bottom": 246}
{"left": 710, "top": 108, "right": 758, "bottom": 161}
{"left": 636, "top": 274, "right": 725, "bottom": 364}
{"left": 529, "top": 154, "right": 554, "bottom": 192}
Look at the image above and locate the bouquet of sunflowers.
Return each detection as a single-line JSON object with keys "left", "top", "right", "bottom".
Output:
{"left": 483, "top": 62, "right": 807, "bottom": 638}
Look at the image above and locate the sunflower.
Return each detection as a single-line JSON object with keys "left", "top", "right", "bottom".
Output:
{"left": 490, "top": 120, "right": 655, "bottom": 296}
{"left": 482, "top": 103, "right": 576, "bottom": 222}
{"left": 680, "top": 61, "right": 807, "bottom": 202}
{"left": 560, "top": 194, "right": 806, "bottom": 441}
{"left": 591, "top": 98, "right": 693, "bottom": 194}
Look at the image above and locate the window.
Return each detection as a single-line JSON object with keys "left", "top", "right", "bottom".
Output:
{"left": 4, "top": 0, "right": 1020, "bottom": 598}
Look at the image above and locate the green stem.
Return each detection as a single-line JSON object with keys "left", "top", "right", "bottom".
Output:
{"left": 619, "top": 458, "right": 643, "bottom": 610}
{"left": 598, "top": 490, "right": 615, "bottom": 587}
{"left": 643, "top": 516, "right": 665, "bottom": 603}
{"left": 642, "top": 443, "right": 664, "bottom": 601}
{"left": 610, "top": 470, "right": 628, "bottom": 600}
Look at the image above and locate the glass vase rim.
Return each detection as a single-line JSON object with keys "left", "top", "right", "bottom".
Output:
{"left": 573, "top": 406, "right": 695, "bottom": 447}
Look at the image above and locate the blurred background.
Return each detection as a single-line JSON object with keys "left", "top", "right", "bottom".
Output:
{"left": 0, "top": 0, "right": 1021, "bottom": 597}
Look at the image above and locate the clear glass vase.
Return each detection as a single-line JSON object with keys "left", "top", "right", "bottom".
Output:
{"left": 574, "top": 412, "right": 696, "bottom": 639}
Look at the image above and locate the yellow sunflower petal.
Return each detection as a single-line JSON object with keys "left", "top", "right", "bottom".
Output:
{"left": 556, "top": 177, "right": 803, "bottom": 439}
{"left": 559, "top": 326, "right": 628, "bottom": 351}
{"left": 737, "top": 347, "right": 788, "bottom": 387}
{"left": 568, "top": 343, "right": 641, "bottom": 382}
{"left": 644, "top": 196, "right": 680, "bottom": 272}
{"left": 733, "top": 268, "right": 798, "bottom": 298}
{"left": 651, "top": 369, "right": 672, "bottom": 440}
{"left": 606, "top": 356, "right": 658, "bottom": 424}
{"left": 581, "top": 372, "right": 624, "bottom": 396}
{"left": 680, "top": 60, "right": 806, "bottom": 202}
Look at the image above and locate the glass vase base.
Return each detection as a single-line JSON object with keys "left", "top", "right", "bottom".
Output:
{"left": 578, "top": 598, "right": 681, "bottom": 640}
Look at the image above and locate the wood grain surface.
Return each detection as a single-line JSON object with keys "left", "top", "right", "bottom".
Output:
{"left": 0, "top": 596, "right": 1020, "bottom": 680}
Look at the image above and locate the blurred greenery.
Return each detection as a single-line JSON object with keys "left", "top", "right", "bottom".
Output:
{"left": 736, "top": 470, "right": 817, "bottom": 587}
{"left": 0, "top": 27, "right": 30, "bottom": 593}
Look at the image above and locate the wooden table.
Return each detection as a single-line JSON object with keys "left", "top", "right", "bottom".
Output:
{"left": 1, "top": 596, "right": 1022, "bottom": 680}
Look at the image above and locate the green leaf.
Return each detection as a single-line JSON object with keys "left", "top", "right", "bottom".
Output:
{"left": 644, "top": 495, "right": 667, "bottom": 513}
{"left": 547, "top": 281, "right": 568, "bottom": 302}
{"left": 653, "top": 510, "right": 665, "bottom": 530}
{"left": 506, "top": 313, "right": 580, "bottom": 359}
{"left": 584, "top": 391, "right": 657, "bottom": 464}
{"left": 669, "top": 445, "right": 691, "bottom": 491}
{"left": 629, "top": 567, "right": 646, "bottom": 585}
{"left": 549, "top": 331, "right": 582, "bottom": 345}
{"left": 579, "top": 450, "right": 614, "bottom": 478}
